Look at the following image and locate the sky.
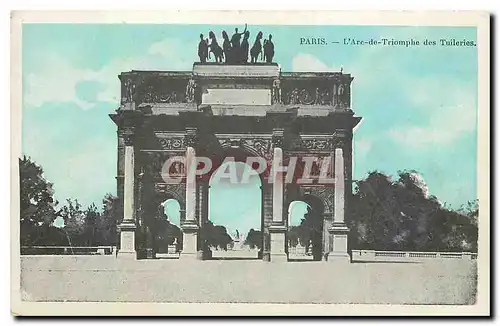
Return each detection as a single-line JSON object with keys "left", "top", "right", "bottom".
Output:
{"left": 22, "top": 24, "right": 478, "bottom": 237}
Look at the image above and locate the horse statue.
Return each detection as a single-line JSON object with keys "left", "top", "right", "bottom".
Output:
{"left": 208, "top": 31, "right": 224, "bottom": 63}
{"left": 250, "top": 31, "right": 263, "bottom": 63}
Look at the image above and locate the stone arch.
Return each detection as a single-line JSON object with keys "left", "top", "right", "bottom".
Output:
{"left": 285, "top": 188, "right": 326, "bottom": 261}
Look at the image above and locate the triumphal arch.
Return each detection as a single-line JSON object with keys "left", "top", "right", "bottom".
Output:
{"left": 110, "top": 59, "right": 361, "bottom": 262}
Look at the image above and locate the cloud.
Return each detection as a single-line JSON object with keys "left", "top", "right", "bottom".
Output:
{"left": 388, "top": 82, "right": 476, "bottom": 148}
{"left": 292, "top": 53, "right": 338, "bottom": 72}
{"left": 290, "top": 53, "right": 477, "bottom": 150}
{"left": 354, "top": 138, "right": 373, "bottom": 158}
{"left": 24, "top": 38, "right": 197, "bottom": 110}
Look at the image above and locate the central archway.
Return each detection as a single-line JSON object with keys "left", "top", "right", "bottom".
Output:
{"left": 205, "top": 153, "right": 263, "bottom": 260}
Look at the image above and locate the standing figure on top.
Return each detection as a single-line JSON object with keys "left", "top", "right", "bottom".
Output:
{"left": 230, "top": 23, "right": 248, "bottom": 52}
{"left": 263, "top": 40, "right": 268, "bottom": 62}
{"left": 240, "top": 31, "right": 250, "bottom": 63}
{"left": 222, "top": 31, "right": 232, "bottom": 64}
{"left": 263, "top": 34, "right": 275, "bottom": 63}
{"left": 250, "top": 31, "right": 263, "bottom": 63}
{"left": 198, "top": 33, "right": 208, "bottom": 63}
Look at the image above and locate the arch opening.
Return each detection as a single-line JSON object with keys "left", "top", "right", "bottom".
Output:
{"left": 287, "top": 195, "right": 325, "bottom": 261}
{"left": 205, "top": 159, "right": 263, "bottom": 260}
{"left": 152, "top": 198, "right": 182, "bottom": 256}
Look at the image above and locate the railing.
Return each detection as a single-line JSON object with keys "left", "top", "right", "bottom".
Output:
{"left": 21, "top": 246, "right": 116, "bottom": 255}
{"left": 352, "top": 250, "right": 477, "bottom": 262}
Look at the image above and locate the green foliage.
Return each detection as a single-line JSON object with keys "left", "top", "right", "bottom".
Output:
{"left": 244, "top": 229, "right": 262, "bottom": 249}
{"left": 201, "top": 220, "right": 233, "bottom": 250}
{"left": 19, "top": 156, "right": 59, "bottom": 246}
{"left": 348, "top": 170, "right": 478, "bottom": 252}
{"left": 153, "top": 205, "right": 182, "bottom": 253}
{"left": 93, "top": 194, "right": 119, "bottom": 246}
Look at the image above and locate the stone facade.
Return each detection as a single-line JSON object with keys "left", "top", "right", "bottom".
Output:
{"left": 110, "top": 62, "right": 361, "bottom": 261}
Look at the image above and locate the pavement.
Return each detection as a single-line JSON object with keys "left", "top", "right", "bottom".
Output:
{"left": 20, "top": 255, "right": 477, "bottom": 304}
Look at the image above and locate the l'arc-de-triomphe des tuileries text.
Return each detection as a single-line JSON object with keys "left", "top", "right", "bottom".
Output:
{"left": 110, "top": 38, "right": 361, "bottom": 262}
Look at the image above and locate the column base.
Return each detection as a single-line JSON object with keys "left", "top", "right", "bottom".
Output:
{"left": 269, "top": 224, "right": 287, "bottom": 263}
{"left": 269, "top": 252, "right": 288, "bottom": 262}
{"left": 179, "top": 251, "right": 204, "bottom": 260}
{"left": 117, "top": 251, "right": 137, "bottom": 260}
{"left": 327, "top": 223, "right": 350, "bottom": 263}
{"left": 327, "top": 252, "right": 351, "bottom": 263}
{"left": 117, "top": 222, "right": 136, "bottom": 260}
{"left": 181, "top": 220, "right": 199, "bottom": 259}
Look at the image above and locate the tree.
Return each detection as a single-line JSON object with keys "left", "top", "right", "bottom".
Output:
{"left": 93, "top": 194, "right": 120, "bottom": 245}
{"left": 60, "top": 199, "right": 86, "bottom": 246}
{"left": 202, "top": 221, "right": 233, "bottom": 250}
{"left": 244, "top": 229, "right": 262, "bottom": 249}
{"left": 348, "top": 170, "right": 478, "bottom": 252}
{"left": 19, "top": 156, "right": 59, "bottom": 246}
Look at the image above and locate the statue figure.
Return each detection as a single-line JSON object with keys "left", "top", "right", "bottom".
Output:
{"left": 314, "top": 87, "right": 321, "bottom": 104}
{"left": 208, "top": 31, "right": 224, "bottom": 63}
{"left": 250, "top": 31, "right": 263, "bottom": 63}
{"left": 239, "top": 31, "right": 250, "bottom": 63}
{"left": 198, "top": 33, "right": 208, "bottom": 63}
{"left": 230, "top": 23, "right": 248, "bottom": 51}
{"left": 173, "top": 237, "right": 178, "bottom": 245}
{"left": 336, "top": 83, "right": 348, "bottom": 107}
{"left": 222, "top": 31, "right": 232, "bottom": 63}
{"left": 185, "top": 78, "right": 197, "bottom": 103}
{"left": 236, "top": 229, "right": 240, "bottom": 240}
{"left": 263, "top": 34, "right": 274, "bottom": 63}
{"left": 263, "top": 40, "right": 268, "bottom": 62}
{"left": 289, "top": 88, "right": 299, "bottom": 104}
{"left": 124, "top": 78, "right": 135, "bottom": 102}
{"left": 272, "top": 79, "right": 281, "bottom": 104}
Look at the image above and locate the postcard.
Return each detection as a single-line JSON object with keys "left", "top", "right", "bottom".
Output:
{"left": 11, "top": 10, "right": 490, "bottom": 316}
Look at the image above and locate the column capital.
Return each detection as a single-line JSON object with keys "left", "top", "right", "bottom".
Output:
{"left": 121, "top": 127, "right": 136, "bottom": 146}
{"left": 272, "top": 128, "right": 284, "bottom": 148}
{"left": 185, "top": 127, "right": 198, "bottom": 148}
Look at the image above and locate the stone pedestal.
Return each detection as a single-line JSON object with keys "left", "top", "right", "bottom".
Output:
{"left": 180, "top": 221, "right": 200, "bottom": 260}
{"left": 327, "top": 223, "right": 350, "bottom": 263}
{"left": 167, "top": 245, "right": 177, "bottom": 254}
{"left": 269, "top": 225, "right": 288, "bottom": 262}
{"left": 117, "top": 222, "right": 137, "bottom": 259}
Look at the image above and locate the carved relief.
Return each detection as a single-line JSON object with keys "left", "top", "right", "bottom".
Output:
{"left": 218, "top": 137, "right": 272, "bottom": 158}
{"left": 134, "top": 76, "right": 189, "bottom": 105}
{"left": 154, "top": 183, "right": 186, "bottom": 204}
{"left": 289, "top": 135, "right": 348, "bottom": 152}
{"left": 284, "top": 87, "right": 331, "bottom": 105}
{"left": 158, "top": 137, "right": 186, "bottom": 150}
{"left": 141, "top": 152, "right": 184, "bottom": 181}
{"left": 302, "top": 186, "right": 334, "bottom": 214}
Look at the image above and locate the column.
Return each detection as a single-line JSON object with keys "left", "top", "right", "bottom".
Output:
{"left": 198, "top": 182, "right": 211, "bottom": 260}
{"left": 261, "top": 183, "right": 273, "bottom": 261}
{"left": 328, "top": 147, "right": 350, "bottom": 263}
{"left": 180, "top": 145, "right": 200, "bottom": 260}
{"left": 117, "top": 132, "right": 137, "bottom": 259}
{"left": 269, "top": 145, "right": 288, "bottom": 262}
